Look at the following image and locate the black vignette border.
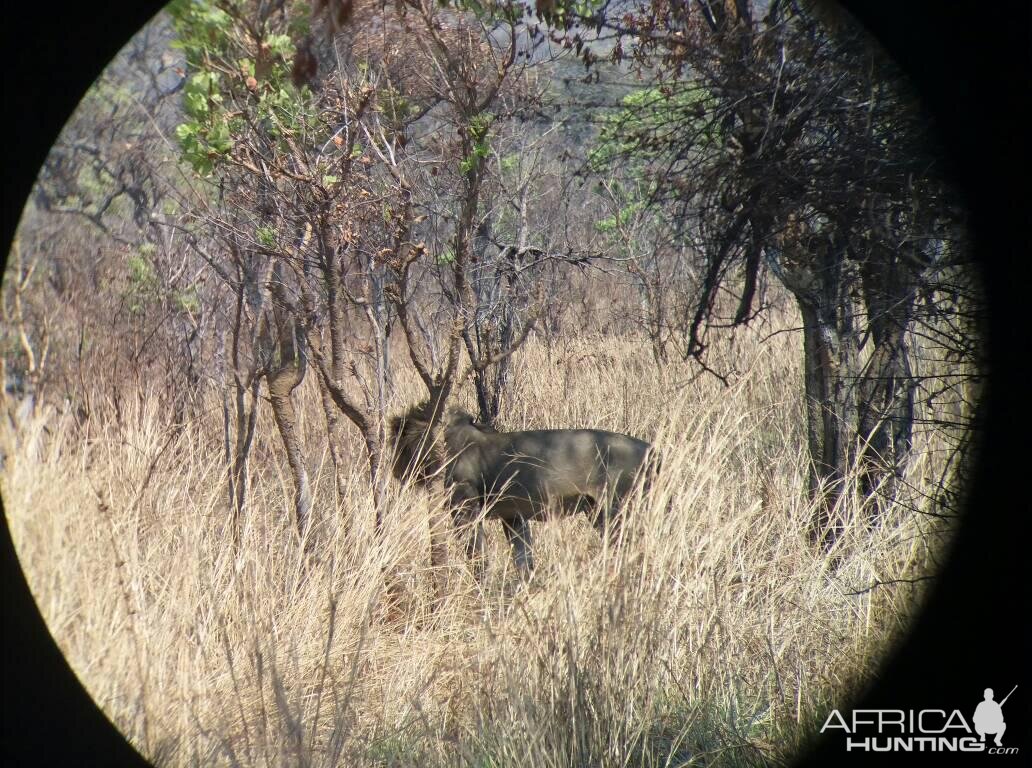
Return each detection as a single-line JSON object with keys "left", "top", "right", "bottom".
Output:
{"left": 1, "top": 1, "right": 1028, "bottom": 767}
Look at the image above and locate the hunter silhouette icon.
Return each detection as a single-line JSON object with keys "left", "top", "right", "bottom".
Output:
{"left": 973, "top": 686, "right": 1017, "bottom": 746}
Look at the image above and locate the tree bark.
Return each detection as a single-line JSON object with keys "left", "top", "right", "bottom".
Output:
{"left": 857, "top": 249, "right": 918, "bottom": 518}
{"left": 227, "top": 378, "right": 260, "bottom": 546}
{"left": 772, "top": 232, "right": 864, "bottom": 548}
{"left": 798, "top": 300, "right": 855, "bottom": 546}
{"left": 267, "top": 356, "right": 312, "bottom": 544}
{"left": 318, "top": 384, "right": 351, "bottom": 514}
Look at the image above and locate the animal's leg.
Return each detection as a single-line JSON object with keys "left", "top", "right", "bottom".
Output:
{"left": 591, "top": 494, "right": 623, "bottom": 549}
{"left": 462, "top": 520, "right": 487, "bottom": 582}
{"left": 502, "top": 516, "right": 535, "bottom": 579}
{"left": 449, "top": 483, "right": 486, "bottom": 581}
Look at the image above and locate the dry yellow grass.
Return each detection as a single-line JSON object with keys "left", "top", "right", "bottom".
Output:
{"left": 2, "top": 313, "right": 955, "bottom": 767}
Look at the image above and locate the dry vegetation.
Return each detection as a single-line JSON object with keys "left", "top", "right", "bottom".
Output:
{"left": 3, "top": 302, "right": 954, "bottom": 767}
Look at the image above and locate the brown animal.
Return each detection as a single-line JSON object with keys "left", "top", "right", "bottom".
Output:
{"left": 389, "top": 403, "right": 660, "bottom": 579}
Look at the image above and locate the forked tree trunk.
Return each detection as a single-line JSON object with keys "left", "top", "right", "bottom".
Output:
{"left": 771, "top": 232, "right": 865, "bottom": 549}
{"left": 265, "top": 262, "right": 315, "bottom": 546}
{"left": 468, "top": 309, "right": 515, "bottom": 425}
{"left": 785, "top": 236, "right": 918, "bottom": 549}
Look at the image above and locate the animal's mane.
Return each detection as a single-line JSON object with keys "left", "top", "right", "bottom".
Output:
{"left": 389, "top": 402, "right": 485, "bottom": 484}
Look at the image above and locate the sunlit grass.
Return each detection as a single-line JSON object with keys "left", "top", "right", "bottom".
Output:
{"left": 2, "top": 314, "right": 956, "bottom": 766}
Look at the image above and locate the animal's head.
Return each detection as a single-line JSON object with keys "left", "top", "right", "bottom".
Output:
{"left": 389, "top": 402, "right": 440, "bottom": 486}
{"left": 389, "top": 403, "right": 494, "bottom": 485}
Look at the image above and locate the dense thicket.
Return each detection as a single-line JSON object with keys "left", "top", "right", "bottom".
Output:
{"left": 3, "top": 0, "right": 980, "bottom": 548}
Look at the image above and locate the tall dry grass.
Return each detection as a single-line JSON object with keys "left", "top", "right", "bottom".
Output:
{"left": 2, "top": 315, "right": 956, "bottom": 767}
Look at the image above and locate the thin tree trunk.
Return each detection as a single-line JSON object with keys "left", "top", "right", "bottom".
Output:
{"left": 268, "top": 363, "right": 312, "bottom": 544}
{"left": 771, "top": 230, "right": 866, "bottom": 549}
{"left": 363, "top": 428, "right": 389, "bottom": 535}
{"left": 319, "top": 384, "right": 351, "bottom": 514}
{"left": 229, "top": 378, "right": 260, "bottom": 545}
{"left": 857, "top": 251, "right": 918, "bottom": 519}
{"left": 797, "top": 297, "right": 860, "bottom": 549}
{"left": 317, "top": 219, "right": 356, "bottom": 536}
{"left": 423, "top": 405, "right": 454, "bottom": 608}
{"left": 857, "top": 321, "right": 915, "bottom": 516}
{"left": 266, "top": 260, "right": 315, "bottom": 546}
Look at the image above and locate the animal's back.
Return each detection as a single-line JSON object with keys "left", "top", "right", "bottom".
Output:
{"left": 488, "top": 428, "right": 652, "bottom": 501}
{"left": 507, "top": 428, "right": 650, "bottom": 461}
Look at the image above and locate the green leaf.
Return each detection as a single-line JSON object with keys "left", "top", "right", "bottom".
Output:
{"left": 266, "top": 34, "right": 294, "bottom": 58}
{"left": 183, "top": 71, "right": 220, "bottom": 119}
{"left": 256, "top": 226, "right": 278, "bottom": 246}
{"left": 184, "top": 90, "right": 209, "bottom": 118}
{"left": 589, "top": 83, "right": 719, "bottom": 173}
{"left": 500, "top": 153, "right": 519, "bottom": 173}
{"left": 207, "top": 122, "right": 233, "bottom": 154}
{"left": 173, "top": 288, "right": 201, "bottom": 314}
{"left": 175, "top": 122, "right": 198, "bottom": 141}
